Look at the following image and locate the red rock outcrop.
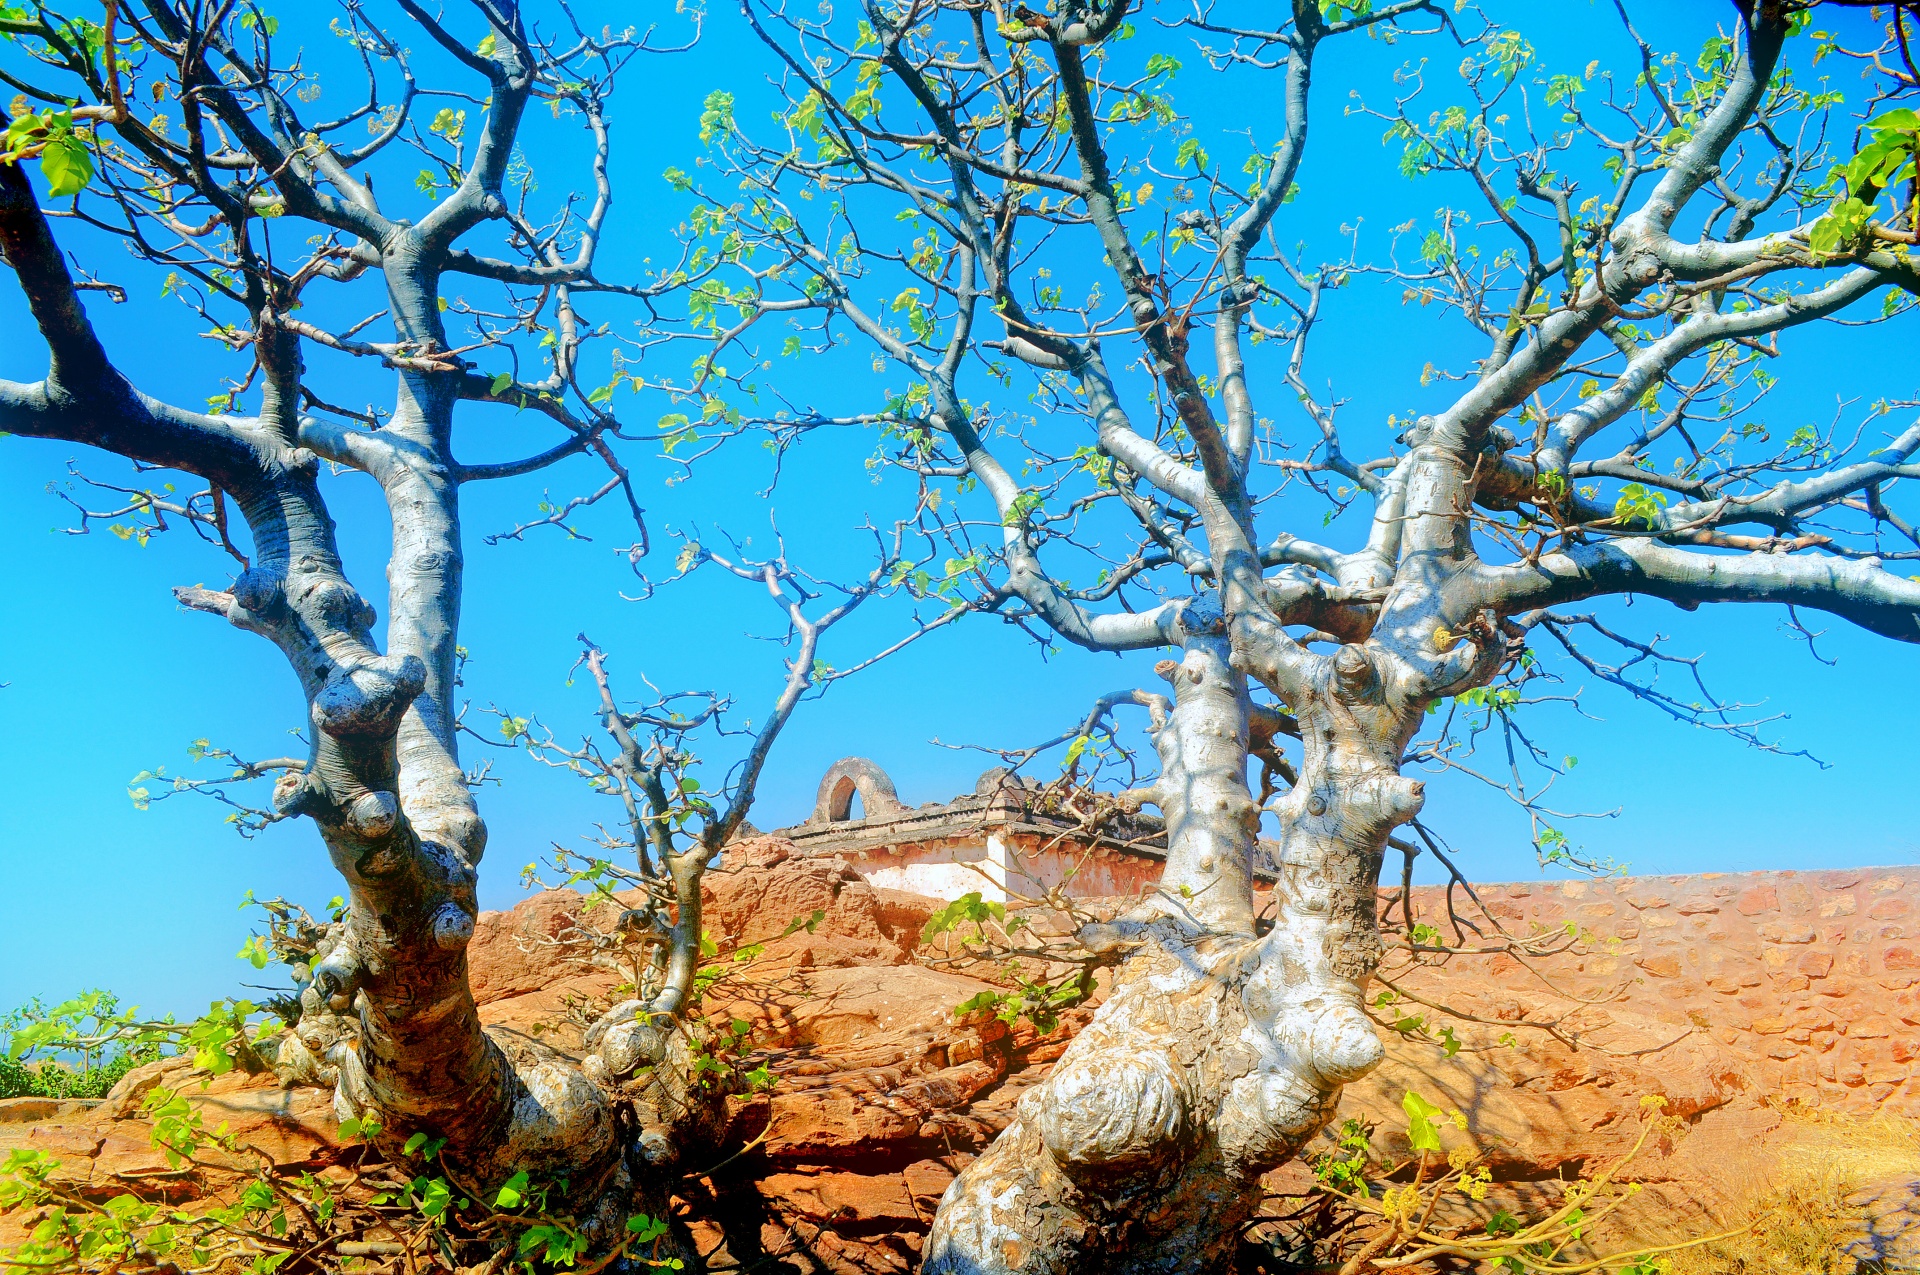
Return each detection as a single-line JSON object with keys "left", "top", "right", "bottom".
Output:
{"left": 5, "top": 852, "right": 1915, "bottom": 1272}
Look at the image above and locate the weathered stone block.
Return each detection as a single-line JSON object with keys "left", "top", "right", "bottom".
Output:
{"left": 1797, "top": 951, "right": 1835, "bottom": 978}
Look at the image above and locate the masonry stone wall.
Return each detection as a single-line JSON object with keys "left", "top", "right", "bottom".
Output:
{"left": 1385, "top": 866, "right": 1920, "bottom": 1115}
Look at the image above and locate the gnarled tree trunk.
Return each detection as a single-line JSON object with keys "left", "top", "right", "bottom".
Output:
{"left": 925, "top": 603, "right": 1445, "bottom": 1273}
{"left": 0, "top": 83, "right": 711, "bottom": 1248}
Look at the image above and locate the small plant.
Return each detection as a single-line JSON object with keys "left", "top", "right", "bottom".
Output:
{"left": 1, "top": 1104, "right": 691, "bottom": 1275}
{"left": 1247, "top": 1094, "right": 1743, "bottom": 1274}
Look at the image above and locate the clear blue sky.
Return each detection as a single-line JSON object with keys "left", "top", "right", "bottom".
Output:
{"left": 1, "top": 2, "right": 1913, "bottom": 1020}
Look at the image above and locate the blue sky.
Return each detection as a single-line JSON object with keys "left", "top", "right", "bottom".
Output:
{"left": 1, "top": 1, "right": 1914, "bottom": 1020}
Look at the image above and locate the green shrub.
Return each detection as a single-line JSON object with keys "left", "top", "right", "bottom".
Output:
{"left": 1, "top": 989, "right": 166, "bottom": 1101}
{"left": 0, "top": 1053, "right": 33, "bottom": 1100}
{"left": 0, "top": 1044, "right": 157, "bottom": 1101}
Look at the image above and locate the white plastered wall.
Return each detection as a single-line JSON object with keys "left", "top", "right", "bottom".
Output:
{"left": 861, "top": 834, "right": 1010, "bottom": 902}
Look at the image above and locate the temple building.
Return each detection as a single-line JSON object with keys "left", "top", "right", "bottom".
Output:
{"left": 770, "top": 757, "right": 1283, "bottom": 905}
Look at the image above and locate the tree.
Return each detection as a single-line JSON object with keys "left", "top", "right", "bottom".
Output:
{"left": 0, "top": 0, "right": 918, "bottom": 1260}
{"left": 679, "top": 1, "right": 1920, "bottom": 1270}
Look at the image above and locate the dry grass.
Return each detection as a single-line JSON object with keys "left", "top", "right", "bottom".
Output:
{"left": 1664, "top": 1109, "right": 1920, "bottom": 1275}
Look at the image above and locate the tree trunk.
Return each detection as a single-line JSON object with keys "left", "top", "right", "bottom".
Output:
{"left": 0, "top": 75, "right": 717, "bottom": 1265}
{"left": 282, "top": 244, "right": 625, "bottom": 1189}
{"left": 924, "top": 614, "right": 1426, "bottom": 1274}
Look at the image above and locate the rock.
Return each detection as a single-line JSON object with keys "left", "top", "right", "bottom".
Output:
{"left": 8, "top": 859, "right": 1917, "bottom": 1272}
{"left": 0, "top": 1063, "right": 341, "bottom": 1210}
{"left": 97, "top": 1056, "right": 196, "bottom": 1120}
{"left": 0, "top": 1097, "right": 99, "bottom": 1125}
{"left": 707, "top": 964, "right": 1018, "bottom": 1165}
{"left": 870, "top": 889, "right": 940, "bottom": 950}
{"left": 703, "top": 849, "right": 924, "bottom": 969}
{"left": 469, "top": 888, "right": 609, "bottom": 1003}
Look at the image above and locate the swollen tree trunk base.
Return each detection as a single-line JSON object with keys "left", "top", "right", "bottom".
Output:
{"left": 277, "top": 982, "right": 728, "bottom": 1266}
{"left": 924, "top": 917, "right": 1369, "bottom": 1275}
{"left": 926, "top": 621, "right": 1441, "bottom": 1274}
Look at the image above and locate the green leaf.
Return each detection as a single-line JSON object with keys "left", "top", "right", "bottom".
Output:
{"left": 493, "top": 1170, "right": 530, "bottom": 1210}
{"left": 488, "top": 371, "right": 513, "bottom": 395}
{"left": 952, "top": 990, "right": 1010, "bottom": 1018}
{"left": 779, "top": 909, "right": 825, "bottom": 938}
{"left": 787, "top": 91, "right": 825, "bottom": 139}
{"left": 1001, "top": 489, "right": 1044, "bottom": 527}
{"left": 1611, "top": 481, "right": 1667, "bottom": 530}
{"left": 1810, "top": 195, "right": 1875, "bottom": 254}
{"left": 920, "top": 892, "right": 1004, "bottom": 944}
{"left": 5, "top": 113, "right": 46, "bottom": 155}
{"left": 699, "top": 90, "right": 735, "bottom": 145}
{"left": 39, "top": 134, "right": 93, "bottom": 198}
{"left": 413, "top": 1175, "right": 451, "bottom": 1220}
{"left": 235, "top": 936, "right": 272, "bottom": 970}
{"left": 520, "top": 1222, "right": 589, "bottom": 1266}
{"left": 1402, "top": 1089, "right": 1445, "bottom": 1153}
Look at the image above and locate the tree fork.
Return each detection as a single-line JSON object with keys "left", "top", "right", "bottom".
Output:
{"left": 925, "top": 611, "right": 1429, "bottom": 1273}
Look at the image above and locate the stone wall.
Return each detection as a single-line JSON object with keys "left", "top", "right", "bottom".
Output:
{"left": 1381, "top": 867, "right": 1920, "bottom": 1115}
